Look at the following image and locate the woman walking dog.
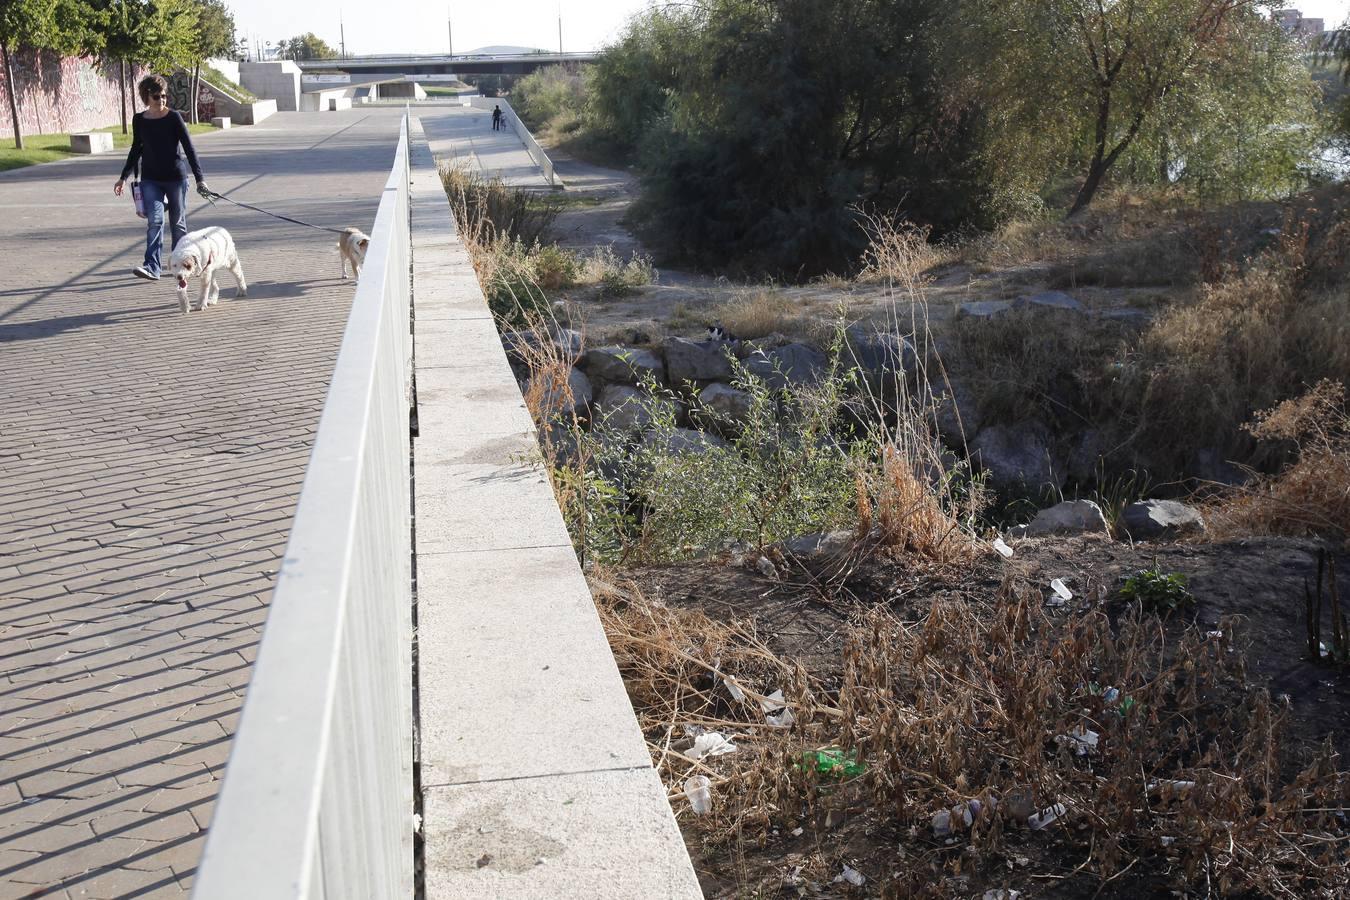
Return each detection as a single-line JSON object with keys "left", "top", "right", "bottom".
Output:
{"left": 113, "top": 75, "right": 213, "bottom": 280}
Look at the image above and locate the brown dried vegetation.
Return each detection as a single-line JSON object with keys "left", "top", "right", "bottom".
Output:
{"left": 594, "top": 569, "right": 1350, "bottom": 897}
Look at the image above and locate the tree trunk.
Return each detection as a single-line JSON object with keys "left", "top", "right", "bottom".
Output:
{"left": 2, "top": 41, "right": 23, "bottom": 150}
{"left": 191, "top": 64, "right": 200, "bottom": 124}
{"left": 119, "top": 59, "right": 128, "bottom": 134}
{"left": 1068, "top": 155, "right": 1108, "bottom": 217}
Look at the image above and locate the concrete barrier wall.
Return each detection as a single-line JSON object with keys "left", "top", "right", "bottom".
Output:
{"left": 469, "top": 96, "right": 560, "bottom": 188}
{"left": 407, "top": 118, "right": 700, "bottom": 898}
{"left": 240, "top": 61, "right": 302, "bottom": 111}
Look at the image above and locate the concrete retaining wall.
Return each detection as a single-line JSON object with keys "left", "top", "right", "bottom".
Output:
{"left": 407, "top": 117, "right": 700, "bottom": 898}
{"left": 240, "top": 61, "right": 302, "bottom": 111}
{"left": 0, "top": 49, "right": 136, "bottom": 139}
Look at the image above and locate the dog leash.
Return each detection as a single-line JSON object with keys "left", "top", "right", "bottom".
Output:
{"left": 202, "top": 190, "right": 348, "bottom": 235}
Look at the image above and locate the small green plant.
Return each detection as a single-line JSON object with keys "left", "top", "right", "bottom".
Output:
{"left": 532, "top": 243, "right": 579, "bottom": 290}
{"left": 1120, "top": 565, "right": 1194, "bottom": 614}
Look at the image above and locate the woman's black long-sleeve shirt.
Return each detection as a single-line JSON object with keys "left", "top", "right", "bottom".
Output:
{"left": 119, "top": 111, "right": 204, "bottom": 183}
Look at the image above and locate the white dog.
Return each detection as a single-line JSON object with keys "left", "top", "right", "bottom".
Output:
{"left": 338, "top": 227, "right": 370, "bottom": 280}
{"left": 168, "top": 227, "right": 247, "bottom": 314}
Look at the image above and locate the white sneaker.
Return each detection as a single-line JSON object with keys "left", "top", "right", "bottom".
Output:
{"left": 133, "top": 266, "right": 157, "bottom": 281}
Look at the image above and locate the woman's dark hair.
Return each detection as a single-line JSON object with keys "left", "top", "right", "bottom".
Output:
{"left": 137, "top": 75, "right": 169, "bottom": 105}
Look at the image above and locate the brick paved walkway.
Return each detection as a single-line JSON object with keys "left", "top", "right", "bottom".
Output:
{"left": 0, "top": 109, "right": 406, "bottom": 898}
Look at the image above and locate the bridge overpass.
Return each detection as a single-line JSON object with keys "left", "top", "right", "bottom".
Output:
{"left": 296, "top": 51, "right": 599, "bottom": 77}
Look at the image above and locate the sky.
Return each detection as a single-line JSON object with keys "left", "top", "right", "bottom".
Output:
{"left": 228, "top": 0, "right": 657, "bottom": 57}
{"left": 226, "top": 1, "right": 1350, "bottom": 58}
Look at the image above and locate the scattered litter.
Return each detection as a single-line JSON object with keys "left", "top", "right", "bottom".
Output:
{"left": 834, "top": 865, "right": 865, "bottom": 887}
{"left": 1206, "top": 630, "right": 1224, "bottom": 640}
{"left": 475, "top": 853, "right": 493, "bottom": 868}
{"left": 535, "top": 857, "right": 547, "bottom": 865}
{"left": 1014, "top": 856, "right": 1030, "bottom": 868}
{"left": 1049, "top": 578, "right": 1073, "bottom": 603}
{"left": 983, "top": 891, "right": 1021, "bottom": 900}
{"left": 791, "top": 827, "right": 804, "bottom": 837}
{"left": 931, "top": 809, "right": 952, "bottom": 838}
{"left": 952, "top": 802, "right": 974, "bottom": 828}
{"left": 1028, "top": 802, "right": 1066, "bottom": 830}
{"left": 1055, "top": 726, "right": 1100, "bottom": 756}
{"left": 756, "top": 555, "right": 778, "bottom": 579}
{"left": 1101, "top": 686, "right": 1120, "bottom": 704}
{"left": 721, "top": 674, "right": 747, "bottom": 703}
{"left": 684, "top": 775, "right": 713, "bottom": 815}
{"left": 993, "top": 536, "right": 1014, "bottom": 558}
{"left": 412, "top": 812, "right": 422, "bottom": 833}
{"left": 1148, "top": 779, "right": 1197, "bottom": 797}
{"left": 761, "top": 689, "right": 796, "bottom": 728}
{"left": 689, "top": 732, "right": 738, "bottom": 760}
{"left": 1160, "top": 836, "right": 1176, "bottom": 847}
{"left": 799, "top": 748, "right": 866, "bottom": 779}
{"left": 477, "top": 825, "right": 494, "bottom": 835}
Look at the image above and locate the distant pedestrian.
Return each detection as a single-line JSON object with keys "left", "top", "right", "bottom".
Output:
{"left": 113, "top": 74, "right": 213, "bottom": 281}
{"left": 492, "top": 105, "right": 503, "bottom": 131}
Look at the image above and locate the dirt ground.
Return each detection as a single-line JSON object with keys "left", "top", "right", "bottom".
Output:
{"left": 621, "top": 536, "right": 1350, "bottom": 898}
{"left": 544, "top": 145, "right": 1187, "bottom": 348}
{"left": 540, "top": 145, "right": 1348, "bottom": 897}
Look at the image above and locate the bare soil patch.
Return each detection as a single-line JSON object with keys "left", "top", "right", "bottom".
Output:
{"left": 613, "top": 536, "right": 1350, "bottom": 898}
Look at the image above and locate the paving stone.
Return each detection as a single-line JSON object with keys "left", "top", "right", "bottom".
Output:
{"left": 0, "top": 109, "right": 406, "bottom": 896}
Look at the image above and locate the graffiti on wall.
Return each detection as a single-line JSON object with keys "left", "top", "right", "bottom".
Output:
{"left": 167, "top": 72, "right": 218, "bottom": 123}
{"left": 0, "top": 48, "right": 132, "bottom": 138}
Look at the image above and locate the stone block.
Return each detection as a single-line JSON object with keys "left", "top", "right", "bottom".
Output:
{"left": 422, "top": 769, "right": 701, "bottom": 899}
{"left": 210, "top": 117, "right": 231, "bottom": 129}
{"left": 70, "top": 132, "right": 113, "bottom": 154}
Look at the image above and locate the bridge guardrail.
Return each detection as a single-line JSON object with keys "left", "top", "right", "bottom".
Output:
{"left": 191, "top": 114, "right": 414, "bottom": 900}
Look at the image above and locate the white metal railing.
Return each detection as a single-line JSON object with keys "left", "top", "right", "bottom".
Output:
{"left": 192, "top": 115, "right": 414, "bottom": 900}
{"left": 469, "top": 96, "right": 560, "bottom": 188}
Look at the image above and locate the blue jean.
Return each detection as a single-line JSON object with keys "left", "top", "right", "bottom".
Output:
{"left": 141, "top": 178, "right": 188, "bottom": 275}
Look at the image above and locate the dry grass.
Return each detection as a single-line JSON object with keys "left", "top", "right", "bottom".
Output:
{"left": 592, "top": 571, "right": 1350, "bottom": 897}
{"left": 703, "top": 289, "right": 829, "bottom": 343}
{"left": 1210, "top": 382, "right": 1350, "bottom": 543}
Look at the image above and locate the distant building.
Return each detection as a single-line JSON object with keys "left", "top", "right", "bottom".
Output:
{"left": 1274, "top": 9, "right": 1327, "bottom": 46}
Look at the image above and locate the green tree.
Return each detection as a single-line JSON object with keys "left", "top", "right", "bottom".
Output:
{"left": 980, "top": 0, "right": 1309, "bottom": 216}
{"left": 511, "top": 63, "right": 585, "bottom": 130}
{"left": 91, "top": 0, "right": 200, "bottom": 133}
{"left": 613, "top": 0, "right": 990, "bottom": 275}
{"left": 276, "top": 32, "right": 336, "bottom": 60}
{"left": 185, "top": 0, "right": 235, "bottom": 123}
{"left": 1, "top": 0, "right": 101, "bottom": 149}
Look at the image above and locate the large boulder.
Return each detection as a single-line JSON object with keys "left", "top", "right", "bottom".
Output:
{"left": 1026, "top": 499, "right": 1110, "bottom": 537}
{"left": 584, "top": 346, "right": 666, "bottom": 385}
{"left": 957, "top": 300, "right": 1013, "bottom": 319}
{"left": 1015, "top": 290, "right": 1084, "bottom": 313}
{"left": 781, "top": 529, "right": 855, "bottom": 560}
{"left": 595, "top": 384, "right": 677, "bottom": 433}
{"left": 664, "top": 337, "right": 735, "bottom": 384}
{"left": 932, "top": 376, "right": 981, "bottom": 447}
{"left": 502, "top": 326, "right": 583, "bottom": 365}
{"left": 971, "top": 423, "right": 1062, "bottom": 490}
{"left": 643, "top": 427, "right": 730, "bottom": 457}
{"left": 1120, "top": 500, "right": 1205, "bottom": 540}
{"left": 698, "top": 382, "right": 753, "bottom": 426}
{"left": 528, "top": 366, "right": 593, "bottom": 420}
{"left": 744, "top": 342, "right": 828, "bottom": 390}
{"left": 845, "top": 325, "right": 916, "bottom": 394}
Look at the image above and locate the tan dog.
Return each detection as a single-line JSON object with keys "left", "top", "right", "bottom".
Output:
{"left": 168, "top": 227, "right": 247, "bottom": 314}
{"left": 339, "top": 227, "right": 370, "bottom": 280}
